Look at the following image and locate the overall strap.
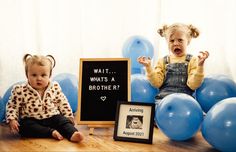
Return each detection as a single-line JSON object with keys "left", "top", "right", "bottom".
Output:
{"left": 163, "top": 55, "right": 169, "bottom": 64}
{"left": 163, "top": 54, "right": 192, "bottom": 65}
{"left": 185, "top": 54, "right": 192, "bottom": 62}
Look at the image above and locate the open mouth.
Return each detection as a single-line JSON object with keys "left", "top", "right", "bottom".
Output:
{"left": 174, "top": 48, "right": 182, "bottom": 55}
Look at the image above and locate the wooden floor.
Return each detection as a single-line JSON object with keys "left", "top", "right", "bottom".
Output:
{"left": 0, "top": 123, "right": 218, "bottom": 152}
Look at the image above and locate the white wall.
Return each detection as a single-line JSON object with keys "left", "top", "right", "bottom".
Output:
{"left": 0, "top": 0, "right": 236, "bottom": 96}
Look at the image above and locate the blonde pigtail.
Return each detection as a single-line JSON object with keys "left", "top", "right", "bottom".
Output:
{"left": 157, "top": 25, "right": 168, "bottom": 37}
{"left": 189, "top": 24, "right": 200, "bottom": 38}
{"left": 46, "top": 55, "right": 56, "bottom": 69}
{"left": 23, "top": 54, "right": 33, "bottom": 77}
{"left": 23, "top": 54, "right": 32, "bottom": 65}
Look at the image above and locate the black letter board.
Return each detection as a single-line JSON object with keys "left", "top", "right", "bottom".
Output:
{"left": 77, "top": 58, "right": 131, "bottom": 125}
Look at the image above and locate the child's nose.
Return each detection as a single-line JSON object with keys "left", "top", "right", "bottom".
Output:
{"left": 173, "top": 40, "right": 179, "bottom": 45}
{"left": 37, "top": 76, "right": 42, "bottom": 80}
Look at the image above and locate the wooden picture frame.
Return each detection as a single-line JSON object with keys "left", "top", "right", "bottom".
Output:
{"left": 113, "top": 101, "right": 155, "bottom": 144}
{"left": 76, "top": 58, "right": 131, "bottom": 125}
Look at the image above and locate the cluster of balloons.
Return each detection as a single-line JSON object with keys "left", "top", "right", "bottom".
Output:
{"left": 196, "top": 74, "right": 236, "bottom": 152}
{"left": 154, "top": 74, "right": 236, "bottom": 152}
{"left": 122, "top": 36, "right": 158, "bottom": 104}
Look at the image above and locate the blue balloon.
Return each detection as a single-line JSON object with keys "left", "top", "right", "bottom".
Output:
{"left": 0, "top": 96, "right": 4, "bottom": 122}
{"left": 155, "top": 93, "right": 203, "bottom": 141}
{"left": 201, "top": 97, "right": 236, "bottom": 152}
{"left": 196, "top": 74, "right": 236, "bottom": 113}
{"left": 122, "top": 36, "right": 154, "bottom": 70}
{"left": 131, "top": 68, "right": 142, "bottom": 74}
{"left": 131, "top": 74, "right": 159, "bottom": 103}
{"left": 53, "top": 73, "right": 78, "bottom": 113}
{"left": 1, "top": 81, "right": 25, "bottom": 122}
{"left": 131, "top": 67, "right": 146, "bottom": 75}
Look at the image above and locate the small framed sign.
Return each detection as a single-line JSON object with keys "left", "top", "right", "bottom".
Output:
{"left": 77, "top": 58, "right": 131, "bottom": 125}
{"left": 113, "top": 101, "right": 155, "bottom": 144}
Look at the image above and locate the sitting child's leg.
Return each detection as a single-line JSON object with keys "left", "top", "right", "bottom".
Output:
{"left": 19, "top": 118, "right": 55, "bottom": 138}
{"left": 51, "top": 115, "right": 84, "bottom": 142}
{"left": 70, "top": 131, "right": 84, "bottom": 142}
{"left": 52, "top": 130, "right": 64, "bottom": 140}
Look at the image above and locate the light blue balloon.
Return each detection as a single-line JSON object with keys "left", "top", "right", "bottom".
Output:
{"left": 201, "top": 97, "right": 236, "bottom": 152}
{"left": 131, "top": 74, "right": 158, "bottom": 103}
{"left": 122, "top": 36, "right": 154, "bottom": 69}
{"left": 131, "top": 68, "right": 142, "bottom": 74}
{"left": 131, "top": 67, "right": 146, "bottom": 75}
{"left": 155, "top": 93, "right": 203, "bottom": 141}
{"left": 196, "top": 74, "right": 236, "bottom": 113}
{"left": 53, "top": 73, "right": 78, "bottom": 113}
{"left": 1, "top": 81, "right": 25, "bottom": 122}
{"left": 0, "top": 96, "right": 4, "bottom": 122}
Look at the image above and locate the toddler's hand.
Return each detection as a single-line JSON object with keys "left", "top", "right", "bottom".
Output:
{"left": 9, "top": 119, "right": 20, "bottom": 134}
{"left": 198, "top": 51, "right": 209, "bottom": 66}
{"left": 137, "top": 56, "right": 151, "bottom": 67}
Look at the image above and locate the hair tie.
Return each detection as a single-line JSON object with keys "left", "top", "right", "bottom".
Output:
{"left": 23, "top": 54, "right": 33, "bottom": 64}
{"left": 46, "top": 55, "right": 56, "bottom": 68}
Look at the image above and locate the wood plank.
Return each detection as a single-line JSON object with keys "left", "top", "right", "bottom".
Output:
{"left": 0, "top": 123, "right": 218, "bottom": 152}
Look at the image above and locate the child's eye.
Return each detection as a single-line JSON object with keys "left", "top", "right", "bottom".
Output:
{"left": 32, "top": 74, "right": 37, "bottom": 77}
{"left": 178, "top": 39, "right": 183, "bottom": 42}
{"left": 42, "top": 74, "right": 47, "bottom": 77}
{"left": 169, "top": 39, "right": 174, "bottom": 43}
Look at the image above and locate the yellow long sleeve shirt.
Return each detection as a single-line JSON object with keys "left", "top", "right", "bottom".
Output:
{"left": 145, "top": 54, "right": 204, "bottom": 91}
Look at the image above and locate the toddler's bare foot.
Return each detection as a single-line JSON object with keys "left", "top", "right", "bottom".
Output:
{"left": 52, "top": 130, "right": 63, "bottom": 140}
{"left": 70, "top": 131, "right": 84, "bottom": 142}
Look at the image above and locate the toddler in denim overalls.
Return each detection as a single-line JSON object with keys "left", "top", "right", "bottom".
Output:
{"left": 137, "top": 23, "right": 209, "bottom": 108}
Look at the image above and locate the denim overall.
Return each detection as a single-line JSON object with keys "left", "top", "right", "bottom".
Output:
{"left": 155, "top": 54, "right": 194, "bottom": 107}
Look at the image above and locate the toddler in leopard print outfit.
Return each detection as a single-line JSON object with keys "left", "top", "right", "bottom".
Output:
{"left": 6, "top": 54, "right": 84, "bottom": 142}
